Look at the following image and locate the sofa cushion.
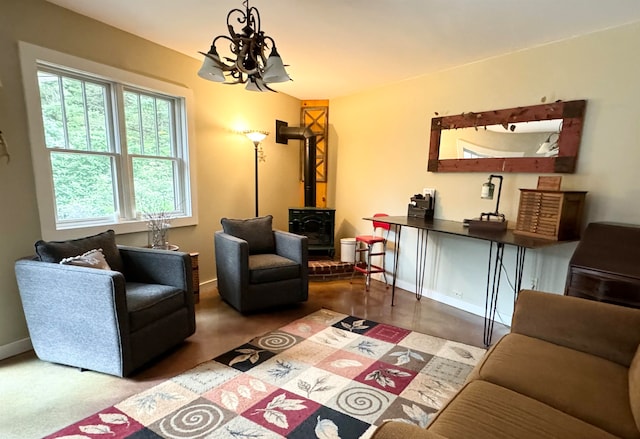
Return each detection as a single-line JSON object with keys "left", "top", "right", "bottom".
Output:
{"left": 248, "top": 254, "right": 299, "bottom": 284}
{"left": 126, "top": 282, "right": 185, "bottom": 332}
{"left": 221, "top": 215, "right": 275, "bottom": 255}
{"left": 427, "top": 380, "right": 619, "bottom": 439}
{"left": 631, "top": 344, "right": 640, "bottom": 432}
{"left": 35, "top": 229, "right": 124, "bottom": 273}
{"left": 474, "top": 333, "right": 638, "bottom": 439}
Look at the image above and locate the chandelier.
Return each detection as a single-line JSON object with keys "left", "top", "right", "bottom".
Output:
{"left": 197, "top": 0, "right": 291, "bottom": 92}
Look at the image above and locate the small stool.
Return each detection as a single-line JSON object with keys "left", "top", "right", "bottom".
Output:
{"left": 351, "top": 213, "right": 390, "bottom": 291}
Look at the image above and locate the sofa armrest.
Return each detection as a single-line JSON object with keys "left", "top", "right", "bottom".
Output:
{"left": 274, "top": 230, "right": 308, "bottom": 265}
{"left": 118, "top": 246, "right": 193, "bottom": 293}
{"left": 512, "top": 289, "right": 640, "bottom": 366}
{"left": 14, "top": 258, "right": 131, "bottom": 375}
{"left": 214, "top": 231, "right": 250, "bottom": 295}
{"left": 371, "top": 421, "right": 448, "bottom": 439}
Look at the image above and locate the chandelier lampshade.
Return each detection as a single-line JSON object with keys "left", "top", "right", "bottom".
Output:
{"left": 198, "top": 0, "right": 291, "bottom": 92}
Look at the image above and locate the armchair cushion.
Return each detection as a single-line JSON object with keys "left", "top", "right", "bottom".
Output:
{"left": 221, "top": 215, "right": 275, "bottom": 254}
{"left": 126, "top": 283, "right": 186, "bottom": 332}
{"left": 249, "top": 254, "right": 300, "bottom": 284}
{"left": 35, "top": 229, "right": 124, "bottom": 273}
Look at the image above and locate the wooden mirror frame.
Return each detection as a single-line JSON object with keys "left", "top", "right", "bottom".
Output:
{"left": 428, "top": 100, "right": 587, "bottom": 173}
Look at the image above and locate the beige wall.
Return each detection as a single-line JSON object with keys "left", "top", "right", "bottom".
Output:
{"left": 0, "top": 0, "right": 301, "bottom": 355}
{"left": 331, "top": 21, "right": 640, "bottom": 320}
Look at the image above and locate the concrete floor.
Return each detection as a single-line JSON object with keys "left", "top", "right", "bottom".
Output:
{"left": 0, "top": 279, "right": 508, "bottom": 439}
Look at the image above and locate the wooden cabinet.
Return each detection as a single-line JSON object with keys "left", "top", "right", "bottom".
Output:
{"left": 190, "top": 252, "right": 200, "bottom": 302}
{"left": 565, "top": 222, "right": 640, "bottom": 309}
{"left": 514, "top": 189, "right": 586, "bottom": 240}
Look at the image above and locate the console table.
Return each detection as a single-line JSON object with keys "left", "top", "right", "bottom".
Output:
{"left": 363, "top": 216, "right": 576, "bottom": 346}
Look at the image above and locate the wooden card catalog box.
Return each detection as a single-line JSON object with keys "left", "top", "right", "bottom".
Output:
{"left": 514, "top": 189, "right": 587, "bottom": 240}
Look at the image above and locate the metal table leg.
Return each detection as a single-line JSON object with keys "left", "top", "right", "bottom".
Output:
{"left": 415, "top": 229, "right": 429, "bottom": 301}
{"left": 391, "top": 225, "right": 402, "bottom": 306}
{"left": 514, "top": 246, "right": 526, "bottom": 304}
{"left": 483, "top": 241, "right": 505, "bottom": 347}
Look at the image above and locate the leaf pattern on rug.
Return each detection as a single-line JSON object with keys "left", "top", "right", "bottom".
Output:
{"left": 79, "top": 424, "right": 114, "bottom": 435}
{"left": 330, "top": 359, "right": 363, "bottom": 369}
{"left": 315, "top": 416, "right": 341, "bottom": 439}
{"left": 402, "top": 403, "right": 431, "bottom": 427}
{"left": 252, "top": 393, "right": 307, "bottom": 429}
{"left": 449, "top": 346, "right": 475, "bottom": 360}
{"left": 223, "top": 426, "right": 264, "bottom": 438}
{"left": 416, "top": 378, "right": 457, "bottom": 407}
{"left": 250, "top": 379, "right": 267, "bottom": 392}
{"left": 298, "top": 375, "right": 334, "bottom": 398}
{"left": 383, "top": 403, "right": 431, "bottom": 428}
{"left": 229, "top": 348, "right": 265, "bottom": 366}
{"left": 355, "top": 340, "right": 378, "bottom": 356}
{"left": 365, "top": 368, "right": 412, "bottom": 388}
{"left": 133, "top": 391, "right": 184, "bottom": 415}
{"left": 222, "top": 390, "right": 240, "bottom": 411}
{"left": 221, "top": 380, "right": 269, "bottom": 410}
{"left": 341, "top": 319, "right": 369, "bottom": 332}
{"left": 268, "top": 360, "right": 299, "bottom": 380}
{"left": 98, "top": 413, "right": 129, "bottom": 427}
{"left": 388, "top": 348, "right": 425, "bottom": 366}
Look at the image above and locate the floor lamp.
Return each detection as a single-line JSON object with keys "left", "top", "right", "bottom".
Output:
{"left": 244, "top": 130, "right": 269, "bottom": 217}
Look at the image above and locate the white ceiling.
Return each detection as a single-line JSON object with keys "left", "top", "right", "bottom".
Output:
{"left": 46, "top": 0, "right": 640, "bottom": 100}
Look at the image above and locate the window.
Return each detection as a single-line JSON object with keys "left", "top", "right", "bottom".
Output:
{"left": 20, "top": 42, "right": 197, "bottom": 240}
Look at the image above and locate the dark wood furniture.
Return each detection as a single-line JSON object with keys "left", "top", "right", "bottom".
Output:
{"left": 514, "top": 189, "right": 587, "bottom": 240}
{"left": 565, "top": 222, "right": 640, "bottom": 308}
{"left": 364, "top": 216, "right": 577, "bottom": 346}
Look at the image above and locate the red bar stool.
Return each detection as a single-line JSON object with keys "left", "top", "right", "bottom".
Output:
{"left": 351, "top": 213, "right": 390, "bottom": 291}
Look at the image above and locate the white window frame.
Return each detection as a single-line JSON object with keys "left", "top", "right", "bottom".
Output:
{"left": 19, "top": 42, "right": 198, "bottom": 241}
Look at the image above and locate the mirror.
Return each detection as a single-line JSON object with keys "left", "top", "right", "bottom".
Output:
{"left": 428, "top": 100, "right": 586, "bottom": 173}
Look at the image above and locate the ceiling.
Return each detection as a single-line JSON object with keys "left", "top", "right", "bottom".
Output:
{"left": 46, "top": 0, "right": 640, "bottom": 100}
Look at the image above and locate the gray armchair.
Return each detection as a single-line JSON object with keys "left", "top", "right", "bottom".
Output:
{"left": 214, "top": 215, "right": 308, "bottom": 313}
{"left": 14, "top": 230, "right": 195, "bottom": 377}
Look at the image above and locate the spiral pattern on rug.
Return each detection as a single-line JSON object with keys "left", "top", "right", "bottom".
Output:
{"left": 255, "top": 331, "right": 298, "bottom": 350}
{"left": 158, "top": 403, "right": 224, "bottom": 438}
{"left": 335, "top": 386, "right": 391, "bottom": 416}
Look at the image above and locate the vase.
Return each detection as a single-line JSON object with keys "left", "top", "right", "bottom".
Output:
{"left": 148, "top": 222, "right": 170, "bottom": 249}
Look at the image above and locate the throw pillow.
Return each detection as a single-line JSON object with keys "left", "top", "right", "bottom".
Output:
{"left": 35, "top": 229, "right": 124, "bottom": 273}
{"left": 221, "top": 215, "right": 275, "bottom": 254}
{"left": 60, "top": 248, "right": 112, "bottom": 270}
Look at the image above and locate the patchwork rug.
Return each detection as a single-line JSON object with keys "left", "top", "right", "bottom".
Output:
{"left": 48, "top": 309, "right": 486, "bottom": 439}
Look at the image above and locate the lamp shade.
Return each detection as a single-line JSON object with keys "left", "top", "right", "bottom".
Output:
{"left": 245, "top": 130, "right": 268, "bottom": 143}
{"left": 245, "top": 76, "right": 269, "bottom": 92}
{"left": 198, "top": 52, "right": 225, "bottom": 82}
{"left": 263, "top": 47, "right": 291, "bottom": 83}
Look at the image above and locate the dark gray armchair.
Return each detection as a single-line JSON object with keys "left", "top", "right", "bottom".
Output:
{"left": 14, "top": 230, "right": 195, "bottom": 377}
{"left": 214, "top": 215, "right": 308, "bottom": 313}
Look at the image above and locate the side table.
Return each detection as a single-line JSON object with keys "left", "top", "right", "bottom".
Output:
{"left": 189, "top": 252, "right": 200, "bottom": 303}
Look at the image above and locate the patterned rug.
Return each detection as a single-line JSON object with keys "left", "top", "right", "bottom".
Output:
{"left": 48, "top": 309, "right": 486, "bottom": 439}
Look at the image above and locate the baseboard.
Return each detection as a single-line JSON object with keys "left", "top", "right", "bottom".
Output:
{"left": 394, "top": 278, "right": 512, "bottom": 326}
{"left": 200, "top": 278, "right": 216, "bottom": 288}
{"left": 0, "top": 337, "right": 33, "bottom": 361}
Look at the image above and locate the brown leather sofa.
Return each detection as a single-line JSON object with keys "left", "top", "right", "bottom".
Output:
{"left": 372, "top": 290, "right": 640, "bottom": 439}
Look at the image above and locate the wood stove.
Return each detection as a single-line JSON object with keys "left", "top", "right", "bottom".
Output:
{"left": 276, "top": 121, "right": 336, "bottom": 257}
{"left": 288, "top": 207, "right": 335, "bottom": 257}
